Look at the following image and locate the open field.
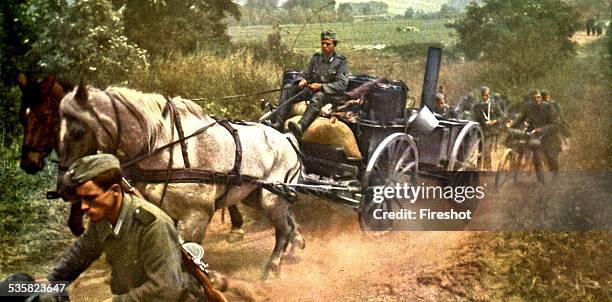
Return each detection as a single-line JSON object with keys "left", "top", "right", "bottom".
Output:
{"left": 228, "top": 19, "right": 457, "bottom": 52}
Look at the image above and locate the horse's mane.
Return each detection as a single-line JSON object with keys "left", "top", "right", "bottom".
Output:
{"left": 61, "top": 86, "right": 209, "bottom": 154}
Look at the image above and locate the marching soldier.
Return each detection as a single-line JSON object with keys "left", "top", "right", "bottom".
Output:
{"left": 38, "top": 154, "right": 207, "bottom": 301}
{"left": 492, "top": 92, "right": 509, "bottom": 118}
{"left": 509, "top": 90, "right": 562, "bottom": 178}
{"left": 454, "top": 92, "right": 477, "bottom": 120}
{"left": 287, "top": 30, "right": 349, "bottom": 140}
{"left": 471, "top": 86, "right": 504, "bottom": 170}
{"left": 542, "top": 89, "right": 571, "bottom": 144}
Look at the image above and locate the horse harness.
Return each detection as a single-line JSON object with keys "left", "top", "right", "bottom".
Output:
{"left": 116, "top": 97, "right": 262, "bottom": 206}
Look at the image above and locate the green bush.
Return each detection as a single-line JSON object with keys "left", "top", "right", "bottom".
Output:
{"left": 0, "top": 141, "right": 55, "bottom": 234}
{"left": 453, "top": 0, "right": 580, "bottom": 84}
{"left": 30, "top": 0, "right": 149, "bottom": 87}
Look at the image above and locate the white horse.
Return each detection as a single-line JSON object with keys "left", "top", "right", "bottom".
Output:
{"left": 57, "top": 84, "right": 304, "bottom": 278}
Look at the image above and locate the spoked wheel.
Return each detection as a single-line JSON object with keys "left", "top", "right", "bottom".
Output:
{"left": 495, "top": 148, "right": 516, "bottom": 192}
{"left": 447, "top": 122, "right": 484, "bottom": 172}
{"left": 360, "top": 133, "right": 418, "bottom": 232}
{"left": 447, "top": 122, "right": 484, "bottom": 218}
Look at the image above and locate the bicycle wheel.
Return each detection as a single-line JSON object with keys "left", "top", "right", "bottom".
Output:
{"left": 495, "top": 148, "right": 516, "bottom": 192}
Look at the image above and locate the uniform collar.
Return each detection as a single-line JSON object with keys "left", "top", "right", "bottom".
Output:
{"left": 322, "top": 51, "right": 336, "bottom": 63}
{"left": 110, "top": 192, "right": 134, "bottom": 238}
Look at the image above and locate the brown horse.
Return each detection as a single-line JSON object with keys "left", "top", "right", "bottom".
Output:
{"left": 17, "top": 75, "right": 245, "bottom": 239}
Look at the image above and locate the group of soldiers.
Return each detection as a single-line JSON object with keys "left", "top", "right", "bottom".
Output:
{"left": 441, "top": 85, "right": 570, "bottom": 176}
{"left": 279, "top": 29, "right": 570, "bottom": 179}
{"left": 586, "top": 15, "right": 605, "bottom": 36}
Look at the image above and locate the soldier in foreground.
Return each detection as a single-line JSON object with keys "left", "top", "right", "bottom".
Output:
{"left": 288, "top": 30, "right": 349, "bottom": 140}
{"left": 38, "top": 154, "right": 209, "bottom": 301}
{"left": 471, "top": 86, "right": 504, "bottom": 170}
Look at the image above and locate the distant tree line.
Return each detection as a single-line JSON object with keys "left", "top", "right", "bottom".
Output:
{"left": 235, "top": 0, "right": 472, "bottom": 26}
{"left": 235, "top": 0, "right": 394, "bottom": 25}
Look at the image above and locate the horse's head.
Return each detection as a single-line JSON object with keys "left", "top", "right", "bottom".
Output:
{"left": 18, "top": 74, "right": 70, "bottom": 174}
{"left": 57, "top": 83, "right": 102, "bottom": 167}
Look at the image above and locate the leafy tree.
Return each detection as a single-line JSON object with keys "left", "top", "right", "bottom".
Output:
{"left": 113, "top": 0, "right": 241, "bottom": 57}
{"left": 282, "top": 0, "right": 335, "bottom": 12}
{"left": 0, "top": 0, "right": 40, "bottom": 144}
{"left": 245, "top": 0, "right": 278, "bottom": 10}
{"left": 453, "top": 0, "right": 579, "bottom": 81}
{"left": 29, "top": 0, "right": 148, "bottom": 86}
{"left": 440, "top": 3, "right": 460, "bottom": 18}
{"left": 337, "top": 3, "right": 353, "bottom": 22}
{"left": 404, "top": 7, "right": 415, "bottom": 19}
{"left": 352, "top": 1, "right": 388, "bottom": 16}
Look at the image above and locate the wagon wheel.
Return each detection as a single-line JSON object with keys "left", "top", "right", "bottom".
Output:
{"left": 495, "top": 148, "right": 517, "bottom": 192}
{"left": 360, "top": 133, "right": 418, "bottom": 232}
{"left": 446, "top": 122, "right": 483, "bottom": 216}
{"left": 447, "top": 122, "right": 484, "bottom": 172}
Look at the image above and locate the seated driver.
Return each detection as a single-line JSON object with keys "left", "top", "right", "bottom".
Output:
{"left": 287, "top": 30, "right": 349, "bottom": 140}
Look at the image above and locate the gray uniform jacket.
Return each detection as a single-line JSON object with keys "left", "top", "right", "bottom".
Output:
{"left": 48, "top": 194, "right": 201, "bottom": 302}
{"left": 301, "top": 51, "right": 349, "bottom": 96}
{"left": 513, "top": 102, "right": 561, "bottom": 152}
{"left": 433, "top": 104, "right": 458, "bottom": 119}
{"left": 471, "top": 101, "right": 505, "bottom": 136}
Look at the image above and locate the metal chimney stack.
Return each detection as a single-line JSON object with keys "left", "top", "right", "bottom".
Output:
{"left": 420, "top": 47, "right": 442, "bottom": 111}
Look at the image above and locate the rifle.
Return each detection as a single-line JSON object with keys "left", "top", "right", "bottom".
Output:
{"left": 120, "top": 178, "right": 227, "bottom": 302}
{"left": 180, "top": 239, "right": 228, "bottom": 302}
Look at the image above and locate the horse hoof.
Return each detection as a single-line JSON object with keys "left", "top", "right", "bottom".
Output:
{"left": 226, "top": 228, "right": 245, "bottom": 243}
{"left": 261, "top": 260, "right": 281, "bottom": 281}
{"left": 291, "top": 232, "right": 306, "bottom": 250}
{"left": 282, "top": 248, "right": 301, "bottom": 265}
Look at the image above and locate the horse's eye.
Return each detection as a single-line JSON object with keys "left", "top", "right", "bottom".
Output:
{"left": 69, "top": 122, "right": 87, "bottom": 139}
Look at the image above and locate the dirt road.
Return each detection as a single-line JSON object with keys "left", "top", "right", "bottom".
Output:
{"left": 67, "top": 194, "right": 475, "bottom": 301}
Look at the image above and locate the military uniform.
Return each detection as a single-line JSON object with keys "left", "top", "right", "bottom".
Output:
{"left": 492, "top": 93, "right": 509, "bottom": 117}
{"left": 512, "top": 102, "right": 561, "bottom": 172}
{"left": 49, "top": 154, "right": 204, "bottom": 302}
{"left": 471, "top": 100, "right": 504, "bottom": 169}
{"left": 277, "top": 52, "right": 348, "bottom": 125}
{"left": 288, "top": 30, "right": 349, "bottom": 139}
{"left": 454, "top": 94, "right": 477, "bottom": 120}
{"left": 433, "top": 103, "right": 458, "bottom": 119}
{"left": 48, "top": 194, "right": 203, "bottom": 301}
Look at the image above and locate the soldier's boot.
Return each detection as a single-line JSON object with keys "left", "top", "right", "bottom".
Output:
{"left": 288, "top": 105, "right": 319, "bottom": 140}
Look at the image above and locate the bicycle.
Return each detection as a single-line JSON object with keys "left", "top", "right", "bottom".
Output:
{"left": 495, "top": 128, "right": 548, "bottom": 191}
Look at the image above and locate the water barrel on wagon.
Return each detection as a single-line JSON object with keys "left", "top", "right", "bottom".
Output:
{"left": 352, "top": 76, "right": 409, "bottom": 160}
